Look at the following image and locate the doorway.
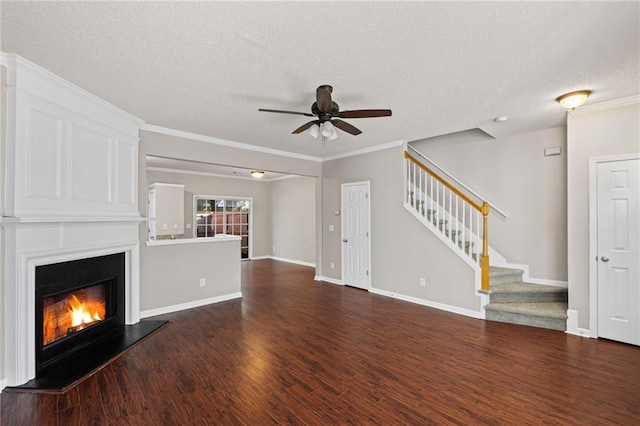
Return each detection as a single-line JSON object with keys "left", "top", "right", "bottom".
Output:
{"left": 341, "top": 181, "right": 371, "bottom": 290}
{"left": 591, "top": 155, "right": 639, "bottom": 345}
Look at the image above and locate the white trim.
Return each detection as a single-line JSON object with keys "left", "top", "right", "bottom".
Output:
{"left": 341, "top": 181, "right": 372, "bottom": 290}
{"left": 570, "top": 95, "right": 640, "bottom": 116}
{"left": 0, "top": 379, "right": 7, "bottom": 392}
{"left": 146, "top": 235, "right": 240, "bottom": 246}
{"left": 269, "top": 256, "right": 315, "bottom": 268}
{"left": 566, "top": 309, "right": 592, "bottom": 338}
{"left": 323, "top": 140, "right": 404, "bottom": 162}
{"left": 141, "top": 123, "right": 322, "bottom": 162}
{"left": 147, "top": 166, "right": 296, "bottom": 182}
{"left": 588, "top": 153, "right": 640, "bottom": 339}
{"left": 250, "top": 255, "right": 271, "bottom": 261}
{"left": 247, "top": 255, "right": 315, "bottom": 268}
{"left": 314, "top": 275, "right": 344, "bottom": 285}
{"left": 139, "top": 292, "right": 242, "bottom": 318}
{"left": 370, "top": 287, "right": 482, "bottom": 319}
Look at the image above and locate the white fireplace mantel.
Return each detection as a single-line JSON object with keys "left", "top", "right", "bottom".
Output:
{"left": 2, "top": 53, "right": 144, "bottom": 386}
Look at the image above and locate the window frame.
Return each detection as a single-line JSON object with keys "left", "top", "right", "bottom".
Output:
{"left": 193, "top": 195, "right": 253, "bottom": 259}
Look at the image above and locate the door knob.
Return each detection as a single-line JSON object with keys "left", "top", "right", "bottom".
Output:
{"left": 601, "top": 256, "right": 610, "bottom": 262}
{"left": 342, "top": 239, "right": 348, "bottom": 243}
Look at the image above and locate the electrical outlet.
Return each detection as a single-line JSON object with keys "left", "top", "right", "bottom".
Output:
{"left": 199, "top": 278, "right": 206, "bottom": 287}
{"left": 330, "top": 262, "right": 335, "bottom": 269}
{"left": 272, "top": 245, "right": 276, "bottom": 253}
{"left": 419, "top": 277, "right": 426, "bottom": 287}
{"left": 186, "top": 223, "right": 192, "bottom": 229}
{"left": 329, "top": 225, "right": 334, "bottom": 232}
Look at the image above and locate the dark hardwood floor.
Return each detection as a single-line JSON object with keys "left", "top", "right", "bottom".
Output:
{"left": 2, "top": 259, "right": 639, "bottom": 425}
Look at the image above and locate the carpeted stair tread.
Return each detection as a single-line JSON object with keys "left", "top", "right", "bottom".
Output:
{"left": 489, "top": 266, "right": 525, "bottom": 277}
{"left": 485, "top": 302, "right": 568, "bottom": 319}
{"left": 490, "top": 282, "right": 567, "bottom": 294}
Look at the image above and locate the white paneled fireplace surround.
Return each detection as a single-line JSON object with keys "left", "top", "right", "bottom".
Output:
{"left": 1, "top": 54, "right": 144, "bottom": 387}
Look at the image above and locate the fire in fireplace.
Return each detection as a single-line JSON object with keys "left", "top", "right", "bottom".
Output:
{"left": 42, "top": 282, "right": 108, "bottom": 346}
{"left": 35, "top": 253, "right": 125, "bottom": 375}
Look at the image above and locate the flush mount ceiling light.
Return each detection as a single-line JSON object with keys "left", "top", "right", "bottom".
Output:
{"left": 556, "top": 90, "right": 591, "bottom": 110}
{"left": 250, "top": 170, "right": 265, "bottom": 178}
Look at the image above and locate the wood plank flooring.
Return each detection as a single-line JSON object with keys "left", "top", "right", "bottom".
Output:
{"left": 2, "top": 259, "right": 639, "bottom": 425}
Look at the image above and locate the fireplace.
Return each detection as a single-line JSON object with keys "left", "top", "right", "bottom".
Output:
{"left": 35, "top": 253, "right": 126, "bottom": 376}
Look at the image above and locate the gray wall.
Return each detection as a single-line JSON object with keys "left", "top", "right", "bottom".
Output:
{"left": 411, "top": 127, "right": 568, "bottom": 281}
{"left": 146, "top": 170, "right": 273, "bottom": 257}
{"left": 322, "top": 145, "right": 479, "bottom": 312}
{"left": 138, "top": 130, "right": 320, "bottom": 314}
{"left": 567, "top": 101, "right": 640, "bottom": 329}
{"left": 140, "top": 239, "right": 241, "bottom": 312}
{"left": 270, "top": 176, "right": 316, "bottom": 264}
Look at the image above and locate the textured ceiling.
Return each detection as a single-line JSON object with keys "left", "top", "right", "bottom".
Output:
{"left": 1, "top": 1, "right": 639, "bottom": 158}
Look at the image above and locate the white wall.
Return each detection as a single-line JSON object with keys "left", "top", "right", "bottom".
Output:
{"left": 567, "top": 98, "right": 640, "bottom": 330}
{"left": 411, "top": 127, "right": 568, "bottom": 282}
{"left": 322, "top": 145, "right": 480, "bottom": 313}
{"left": 270, "top": 176, "right": 316, "bottom": 265}
{"left": 0, "top": 64, "right": 6, "bottom": 384}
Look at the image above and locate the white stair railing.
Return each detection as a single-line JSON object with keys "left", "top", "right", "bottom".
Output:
{"left": 404, "top": 151, "right": 490, "bottom": 290}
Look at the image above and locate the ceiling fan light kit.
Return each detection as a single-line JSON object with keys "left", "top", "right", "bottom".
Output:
{"left": 250, "top": 170, "right": 265, "bottom": 178}
{"left": 259, "top": 85, "right": 392, "bottom": 147}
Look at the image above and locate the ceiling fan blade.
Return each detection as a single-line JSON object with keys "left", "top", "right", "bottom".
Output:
{"left": 332, "top": 119, "right": 362, "bottom": 136}
{"left": 259, "top": 108, "right": 314, "bottom": 117}
{"left": 338, "top": 109, "right": 392, "bottom": 119}
{"left": 292, "top": 120, "right": 317, "bottom": 134}
{"left": 316, "top": 86, "right": 333, "bottom": 113}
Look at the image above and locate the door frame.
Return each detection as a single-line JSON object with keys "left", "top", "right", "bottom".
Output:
{"left": 341, "top": 181, "right": 372, "bottom": 289}
{"left": 588, "top": 153, "right": 640, "bottom": 337}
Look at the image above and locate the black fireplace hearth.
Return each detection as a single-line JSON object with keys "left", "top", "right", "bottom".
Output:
{"left": 6, "top": 253, "right": 168, "bottom": 391}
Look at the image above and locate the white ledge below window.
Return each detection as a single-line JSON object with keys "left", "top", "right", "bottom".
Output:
{"left": 146, "top": 235, "right": 241, "bottom": 246}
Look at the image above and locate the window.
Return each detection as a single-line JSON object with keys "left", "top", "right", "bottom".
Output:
{"left": 195, "top": 196, "right": 251, "bottom": 259}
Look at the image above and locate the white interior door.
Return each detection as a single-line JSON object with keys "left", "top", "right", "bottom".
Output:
{"left": 597, "top": 158, "right": 640, "bottom": 345}
{"left": 341, "top": 181, "right": 370, "bottom": 290}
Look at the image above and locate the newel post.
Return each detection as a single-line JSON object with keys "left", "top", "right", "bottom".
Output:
{"left": 481, "top": 202, "right": 490, "bottom": 291}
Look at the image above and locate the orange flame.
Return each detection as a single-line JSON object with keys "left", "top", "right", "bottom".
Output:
{"left": 43, "top": 292, "right": 106, "bottom": 346}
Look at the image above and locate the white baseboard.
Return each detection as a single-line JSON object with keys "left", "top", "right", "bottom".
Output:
{"left": 369, "top": 287, "right": 482, "bottom": 319}
{"left": 565, "top": 309, "right": 592, "bottom": 338}
{"left": 252, "top": 255, "right": 315, "bottom": 268}
{"left": 314, "top": 275, "right": 344, "bottom": 285}
{"left": 0, "top": 378, "right": 7, "bottom": 391}
{"left": 139, "top": 292, "right": 242, "bottom": 318}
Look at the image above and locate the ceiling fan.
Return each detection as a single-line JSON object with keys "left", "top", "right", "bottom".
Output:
{"left": 258, "top": 85, "right": 392, "bottom": 137}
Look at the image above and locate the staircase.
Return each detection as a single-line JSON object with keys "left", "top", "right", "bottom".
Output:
{"left": 404, "top": 148, "right": 569, "bottom": 332}
{"left": 483, "top": 267, "right": 568, "bottom": 331}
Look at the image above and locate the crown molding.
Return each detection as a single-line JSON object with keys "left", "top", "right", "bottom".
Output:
{"left": 140, "top": 123, "right": 323, "bottom": 163}
{"left": 322, "top": 139, "right": 405, "bottom": 162}
{"left": 570, "top": 95, "right": 640, "bottom": 116}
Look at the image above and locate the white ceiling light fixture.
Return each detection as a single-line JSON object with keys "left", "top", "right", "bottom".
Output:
{"left": 307, "top": 123, "right": 319, "bottom": 138}
{"left": 250, "top": 170, "right": 265, "bottom": 178}
{"left": 556, "top": 90, "right": 591, "bottom": 110}
{"left": 305, "top": 121, "right": 338, "bottom": 148}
